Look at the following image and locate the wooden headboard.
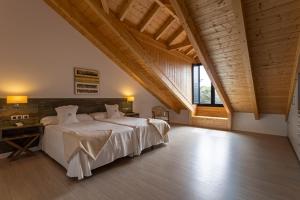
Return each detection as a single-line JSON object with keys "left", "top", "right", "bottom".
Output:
{"left": 0, "top": 98, "right": 130, "bottom": 126}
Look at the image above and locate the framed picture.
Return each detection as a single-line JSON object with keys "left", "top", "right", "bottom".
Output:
{"left": 75, "top": 82, "right": 99, "bottom": 94}
{"left": 74, "top": 67, "right": 100, "bottom": 95}
{"left": 74, "top": 68, "right": 99, "bottom": 79}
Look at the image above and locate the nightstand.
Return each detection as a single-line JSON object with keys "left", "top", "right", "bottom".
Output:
{"left": 125, "top": 112, "right": 140, "bottom": 118}
{"left": 0, "top": 123, "right": 44, "bottom": 160}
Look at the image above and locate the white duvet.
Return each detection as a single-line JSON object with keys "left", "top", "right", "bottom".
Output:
{"left": 97, "top": 117, "right": 169, "bottom": 155}
{"left": 42, "top": 121, "right": 136, "bottom": 180}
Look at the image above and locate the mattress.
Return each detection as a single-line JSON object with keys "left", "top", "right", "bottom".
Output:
{"left": 97, "top": 117, "right": 169, "bottom": 154}
{"left": 42, "top": 120, "right": 136, "bottom": 179}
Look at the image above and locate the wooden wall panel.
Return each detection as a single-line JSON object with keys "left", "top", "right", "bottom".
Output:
{"left": 196, "top": 106, "right": 228, "bottom": 118}
{"left": 192, "top": 106, "right": 230, "bottom": 130}
{"left": 191, "top": 116, "right": 231, "bottom": 131}
{"left": 140, "top": 42, "right": 192, "bottom": 103}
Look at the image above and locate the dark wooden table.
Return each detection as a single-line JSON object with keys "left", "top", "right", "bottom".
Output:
{"left": 0, "top": 124, "right": 44, "bottom": 160}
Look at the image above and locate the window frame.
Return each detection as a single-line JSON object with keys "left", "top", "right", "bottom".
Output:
{"left": 192, "top": 64, "right": 224, "bottom": 107}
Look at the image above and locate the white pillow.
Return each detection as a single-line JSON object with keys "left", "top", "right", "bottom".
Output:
{"left": 105, "top": 104, "right": 122, "bottom": 118}
{"left": 90, "top": 112, "right": 107, "bottom": 120}
{"left": 40, "top": 116, "right": 58, "bottom": 126}
{"left": 55, "top": 105, "right": 79, "bottom": 125}
{"left": 77, "top": 114, "right": 94, "bottom": 122}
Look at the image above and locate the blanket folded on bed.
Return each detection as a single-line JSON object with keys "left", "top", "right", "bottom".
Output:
{"left": 148, "top": 118, "right": 170, "bottom": 138}
{"left": 63, "top": 130, "right": 112, "bottom": 163}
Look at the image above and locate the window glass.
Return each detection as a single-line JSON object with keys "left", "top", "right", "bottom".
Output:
{"left": 199, "top": 66, "right": 211, "bottom": 104}
{"left": 193, "top": 66, "right": 200, "bottom": 104}
{"left": 192, "top": 64, "right": 223, "bottom": 106}
{"left": 215, "top": 89, "right": 222, "bottom": 105}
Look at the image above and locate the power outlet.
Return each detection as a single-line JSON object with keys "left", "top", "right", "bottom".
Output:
{"left": 23, "top": 114, "right": 29, "bottom": 119}
{"left": 11, "top": 115, "right": 23, "bottom": 120}
{"left": 11, "top": 115, "right": 17, "bottom": 120}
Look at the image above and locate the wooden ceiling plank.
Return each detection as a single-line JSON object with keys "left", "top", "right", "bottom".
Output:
{"left": 100, "top": 0, "right": 109, "bottom": 14}
{"left": 154, "top": 16, "right": 176, "bottom": 40}
{"left": 285, "top": 32, "right": 300, "bottom": 120}
{"left": 170, "top": 0, "right": 233, "bottom": 114}
{"left": 168, "top": 39, "right": 191, "bottom": 50}
{"left": 232, "top": 0, "right": 259, "bottom": 119}
{"left": 138, "top": 3, "right": 160, "bottom": 32}
{"left": 167, "top": 26, "right": 184, "bottom": 45}
{"left": 119, "top": 0, "right": 135, "bottom": 21}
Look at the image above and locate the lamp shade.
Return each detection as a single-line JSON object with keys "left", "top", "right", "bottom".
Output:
{"left": 7, "top": 96, "right": 28, "bottom": 104}
{"left": 127, "top": 96, "right": 135, "bottom": 102}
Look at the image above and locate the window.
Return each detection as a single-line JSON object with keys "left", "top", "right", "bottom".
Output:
{"left": 192, "top": 64, "right": 223, "bottom": 106}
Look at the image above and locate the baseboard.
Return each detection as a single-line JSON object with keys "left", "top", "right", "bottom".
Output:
{"left": 170, "top": 122, "right": 190, "bottom": 126}
{"left": 170, "top": 122, "right": 231, "bottom": 132}
{"left": 0, "top": 146, "right": 41, "bottom": 159}
{"left": 232, "top": 129, "right": 287, "bottom": 137}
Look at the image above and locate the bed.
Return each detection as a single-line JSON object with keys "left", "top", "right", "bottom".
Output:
{"left": 93, "top": 116, "right": 170, "bottom": 155}
{"left": 42, "top": 120, "right": 137, "bottom": 180}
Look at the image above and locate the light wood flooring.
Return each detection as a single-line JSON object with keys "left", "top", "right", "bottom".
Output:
{"left": 0, "top": 126, "right": 300, "bottom": 200}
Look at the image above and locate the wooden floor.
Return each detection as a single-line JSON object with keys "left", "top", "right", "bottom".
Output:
{"left": 0, "top": 126, "right": 300, "bottom": 200}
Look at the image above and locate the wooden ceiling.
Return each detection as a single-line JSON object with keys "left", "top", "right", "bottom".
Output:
{"left": 171, "top": 0, "right": 300, "bottom": 118}
{"left": 106, "top": 0, "right": 198, "bottom": 59}
{"left": 44, "top": 0, "right": 300, "bottom": 118}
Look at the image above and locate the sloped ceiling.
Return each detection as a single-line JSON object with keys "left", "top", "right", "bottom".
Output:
{"left": 44, "top": 0, "right": 300, "bottom": 118}
{"left": 171, "top": 0, "right": 300, "bottom": 118}
{"left": 44, "top": 0, "right": 197, "bottom": 113}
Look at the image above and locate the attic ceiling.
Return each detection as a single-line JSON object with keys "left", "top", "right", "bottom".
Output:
{"left": 170, "top": 0, "right": 300, "bottom": 118}
{"left": 44, "top": 0, "right": 300, "bottom": 118}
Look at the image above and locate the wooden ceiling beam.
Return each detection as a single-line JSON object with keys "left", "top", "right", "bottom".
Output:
{"left": 184, "top": 46, "right": 193, "bottom": 55}
{"left": 127, "top": 26, "right": 194, "bottom": 63}
{"left": 232, "top": 0, "right": 259, "bottom": 120}
{"left": 154, "top": 16, "right": 175, "bottom": 40}
{"left": 100, "top": 0, "right": 109, "bottom": 14}
{"left": 286, "top": 32, "right": 300, "bottom": 120}
{"left": 153, "top": 0, "right": 179, "bottom": 22}
{"left": 119, "top": 0, "right": 135, "bottom": 21}
{"left": 168, "top": 39, "right": 191, "bottom": 50}
{"left": 167, "top": 26, "right": 184, "bottom": 45}
{"left": 138, "top": 3, "right": 160, "bottom": 32}
{"left": 170, "top": 0, "right": 233, "bottom": 114}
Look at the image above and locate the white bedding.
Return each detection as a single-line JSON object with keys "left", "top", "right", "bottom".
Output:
{"left": 42, "top": 121, "right": 136, "bottom": 180}
{"left": 97, "top": 117, "right": 169, "bottom": 155}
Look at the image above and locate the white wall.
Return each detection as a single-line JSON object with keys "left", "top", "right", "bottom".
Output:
{"left": 233, "top": 113, "right": 287, "bottom": 136}
{"left": 169, "top": 109, "right": 190, "bottom": 125}
{"left": 287, "top": 78, "right": 300, "bottom": 159}
{"left": 0, "top": 0, "right": 166, "bottom": 118}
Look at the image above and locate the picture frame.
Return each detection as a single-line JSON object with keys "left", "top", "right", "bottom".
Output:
{"left": 74, "top": 67, "right": 100, "bottom": 95}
